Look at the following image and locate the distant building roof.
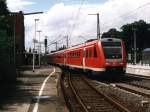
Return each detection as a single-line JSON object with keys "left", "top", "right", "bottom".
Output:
{"left": 142, "top": 48, "right": 150, "bottom": 52}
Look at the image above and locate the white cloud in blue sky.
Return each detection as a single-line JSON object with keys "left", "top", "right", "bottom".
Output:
{"left": 7, "top": 0, "right": 150, "bottom": 51}
{"left": 7, "top": 0, "right": 35, "bottom": 11}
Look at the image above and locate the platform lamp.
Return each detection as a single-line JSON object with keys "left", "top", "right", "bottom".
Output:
{"left": 33, "top": 18, "right": 39, "bottom": 72}
{"left": 37, "top": 30, "right": 42, "bottom": 67}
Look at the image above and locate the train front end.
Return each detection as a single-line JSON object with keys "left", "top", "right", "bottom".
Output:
{"left": 101, "top": 38, "right": 126, "bottom": 74}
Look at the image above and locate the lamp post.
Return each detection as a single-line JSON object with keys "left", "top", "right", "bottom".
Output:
{"left": 88, "top": 13, "right": 100, "bottom": 40}
{"left": 13, "top": 14, "right": 16, "bottom": 67}
{"left": 37, "top": 30, "right": 42, "bottom": 67}
{"left": 33, "top": 19, "right": 39, "bottom": 72}
{"left": 65, "top": 35, "right": 69, "bottom": 48}
{"left": 133, "top": 28, "right": 137, "bottom": 65}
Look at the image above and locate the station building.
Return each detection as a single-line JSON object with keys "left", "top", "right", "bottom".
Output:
{"left": 10, "top": 11, "right": 25, "bottom": 67}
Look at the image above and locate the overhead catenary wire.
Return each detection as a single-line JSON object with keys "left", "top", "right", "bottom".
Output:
{"left": 101, "top": 1, "right": 150, "bottom": 31}
{"left": 48, "top": 0, "right": 150, "bottom": 51}
{"left": 47, "top": 0, "right": 86, "bottom": 50}
{"left": 68, "top": 0, "right": 86, "bottom": 39}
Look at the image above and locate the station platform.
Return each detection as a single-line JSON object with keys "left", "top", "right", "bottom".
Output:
{"left": 0, "top": 65, "right": 68, "bottom": 112}
{"left": 127, "top": 64, "right": 150, "bottom": 76}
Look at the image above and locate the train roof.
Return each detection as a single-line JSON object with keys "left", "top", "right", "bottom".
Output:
{"left": 47, "top": 38, "right": 122, "bottom": 55}
{"left": 68, "top": 39, "right": 99, "bottom": 50}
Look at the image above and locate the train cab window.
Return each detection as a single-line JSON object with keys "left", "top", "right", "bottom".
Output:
{"left": 94, "top": 46, "right": 97, "bottom": 57}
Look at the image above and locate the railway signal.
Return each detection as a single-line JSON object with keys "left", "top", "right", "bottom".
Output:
{"left": 44, "top": 37, "right": 48, "bottom": 54}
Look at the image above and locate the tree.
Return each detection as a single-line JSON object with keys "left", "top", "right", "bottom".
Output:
{"left": 121, "top": 20, "right": 150, "bottom": 62}
{"left": 101, "top": 20, "right": 150, "bottom": 62}
{"left": 0, "top": 0, "right": 10, "bottom": 29}
{"left": 101, "top": 28, "right": 122, "bottom": 39}
{"left": 0, "top": 0, "right": 16, "bottom": 81}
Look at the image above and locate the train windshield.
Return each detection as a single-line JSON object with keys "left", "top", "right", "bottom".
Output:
{"left": 102, "top": 42, "right": 122, "bottom": 59}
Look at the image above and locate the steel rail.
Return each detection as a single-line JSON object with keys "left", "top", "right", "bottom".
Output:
{"left": 83, "top": 78, "right": 132, "bottom": 112}
{"left": 115, "top": 83, "right": 150, "bottom": 98}
{"left": 126, "top": 73, "right": 150, "bottom": 80}
{"left": 68, "top": 73, "right": 89, "bottom": 112}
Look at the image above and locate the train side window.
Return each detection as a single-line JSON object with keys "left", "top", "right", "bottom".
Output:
{"left": 78, "top": 51, "right": 80, "bottom": 58}
{"left": 76, "top": 52, "right": 78, "bottom": 58}
{"left": 94, "top": 46, "right": 97, "bottom": 57}
{"left": 76, "top": 52, "right": 77, "bottom": 58}
{"left": 74, "top": 52, "right": 77, "bottom": 58}
{"left": 72, "top": 52, "right": 74, "bottom": 58}
{"left": 74, "top": 52, "right": 75, "bottom": 58}
{"left": 86, "top": 50, "right": 88, "bottom": 58}
{"left": 89, "top": 49, "right": 92, "bottom": 57}
{"left": 79, "top": 51, "right": 80, "bottom": 57}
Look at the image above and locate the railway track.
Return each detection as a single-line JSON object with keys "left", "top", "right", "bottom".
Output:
{"left": 110, "top": 74, "right": 150, "bottom": 98}
{"left": 124, "top": 74, "right": 150, "bottom": 90}
{"left": 114, "top": 82, "right": 150, "bottom": 98}
{"left": 61, "top": 71, "right": 131, "bottom": 112}
{"left": 126, "top": 73, "right": 150, "bottom": 80}
{"left": 97, "top": 73, "right": 150, "bottom": 97}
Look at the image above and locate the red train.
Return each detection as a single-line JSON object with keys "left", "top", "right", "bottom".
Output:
{"left": 47, "top": 38, "right": 127, "bottom": 74}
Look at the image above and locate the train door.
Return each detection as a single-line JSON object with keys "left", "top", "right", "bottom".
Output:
{"left": 64, "top": 51, "right": 66, "bottom": 66}
{"left": 84, "top": 47, "right": 88, "bottom": 68}
{"left": 82, "top": 48, "right": 85, "bottom": 70}
{"left": 85, "top": 46, "right": 94, "bottom": 68}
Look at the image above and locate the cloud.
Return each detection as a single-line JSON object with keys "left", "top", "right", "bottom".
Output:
{"left": 7, "top": 0, "right": 35, "bottom": 11}
{"left": 11, "top": 0, "right": 150, "bottom": 51}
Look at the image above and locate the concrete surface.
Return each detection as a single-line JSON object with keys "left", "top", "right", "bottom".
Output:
{"left": 0, "top": 65, "right": 68, "bottom": 112}
{"left": 127, "top": 64, "right": 150, "bottom": 76}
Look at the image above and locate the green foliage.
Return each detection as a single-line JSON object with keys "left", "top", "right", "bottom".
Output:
{"left": 0, "top": 0, "right": 10, "bottom": 28}
{"left": 0, "top": 0, "right": 9, "bottom": 15}
{"left": 102, "top": 28, "right": 122, "bottom": 39}
{"left": 0, "top": 0, "right": 13, "bottom": 62}
{"left": 121, "top": 20, "right": 150, "bottom": 51}
{"left": 102, "top": 19, "right": 150, "bottom": 62}
{"left": 0, "top": 0, "right": 16, "bottom": 80}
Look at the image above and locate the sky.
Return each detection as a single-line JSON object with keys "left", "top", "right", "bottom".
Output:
{"left": 6, "top": 0, "right": 150, "bottom": 52}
